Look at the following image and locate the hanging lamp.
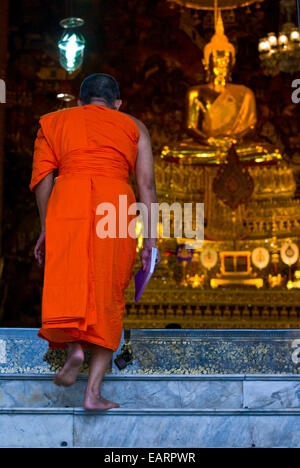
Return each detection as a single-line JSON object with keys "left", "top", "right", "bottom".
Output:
{"left": 58, "top": 16, "right": 85, "bottom": 74}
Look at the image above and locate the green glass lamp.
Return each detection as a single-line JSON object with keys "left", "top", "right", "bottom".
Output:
{"left": 58, "top": 17, "right": 85, "bottom": 73}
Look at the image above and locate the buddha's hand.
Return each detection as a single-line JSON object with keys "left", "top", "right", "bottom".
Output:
{"left": 34, "top": 231, "right": 45, "bottom": 267}
{"left": 141, "top": 239, "right": 161, "bottom": 272}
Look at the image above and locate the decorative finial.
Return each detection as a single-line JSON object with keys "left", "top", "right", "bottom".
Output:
{"left": 216, "top": 9, "right": 224, "bottom": 35}
{"left": 203, "top": 9, "right": 236, "bottom": 68}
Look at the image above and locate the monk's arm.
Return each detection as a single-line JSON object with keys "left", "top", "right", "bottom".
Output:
{"left": 34, "top": 172, "right": 55, "bottom": 232}
{"left": 135, "top": 122, "right": 159, "bottom": 266}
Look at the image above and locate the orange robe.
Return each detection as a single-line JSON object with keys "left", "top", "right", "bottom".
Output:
{"left": 29, "top": 104, "right": 139, "bottom": 351}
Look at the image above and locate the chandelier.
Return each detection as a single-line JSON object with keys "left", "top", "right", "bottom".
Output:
{"left": 258, "top": 0, "right": 300, "bottom": 75}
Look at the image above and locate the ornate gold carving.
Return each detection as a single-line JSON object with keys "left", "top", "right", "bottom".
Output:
{"left": 167, "top": 0, "right": 264, "bottom": 11}
{"left": 213, "top": 145, "right": 254, "bottom": 209}
{"left": 129, "top": 1, "right": 299, "bottom": 330}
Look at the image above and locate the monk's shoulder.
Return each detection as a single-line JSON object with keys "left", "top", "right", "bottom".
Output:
{"left": 121, "top": 113, "right": 149, "bottom": 139}
{"left": 40, "top": 106, "right": 80, "bottom": 123}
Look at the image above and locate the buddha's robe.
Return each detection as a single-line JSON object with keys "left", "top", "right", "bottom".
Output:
{"left": 29, "top": 104, "right": 139, "bottom": 351}
{"left": 201, "top": 84, "right": 257, "bottom": 138}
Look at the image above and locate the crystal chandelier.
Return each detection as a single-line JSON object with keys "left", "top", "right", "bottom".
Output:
{"left": 258, "top": 0, "right": 300, "bottom": 75}
{"left": 58, "top": 17, "right": 86, "bottom": 74}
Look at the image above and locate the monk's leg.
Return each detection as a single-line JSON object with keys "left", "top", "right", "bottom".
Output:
{"left": 83, "top": 344, "right": 120, "bottom": 410}
{"left": 54, "top": 341, "right": 84, "bottom": 387}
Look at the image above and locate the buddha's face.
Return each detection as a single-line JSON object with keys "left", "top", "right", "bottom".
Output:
{"left": 206, "top": 50, "right": 233, "bottom": 88}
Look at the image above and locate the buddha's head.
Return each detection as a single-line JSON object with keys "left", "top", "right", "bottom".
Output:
{"left": 203, "top": 11, "right": 236, "bottom": 90}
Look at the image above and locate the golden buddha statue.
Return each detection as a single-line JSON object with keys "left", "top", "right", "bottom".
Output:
{"left": 162, "top": 11, "right": 281, "bottom": 164}
{"left": 123, "top": 9, "right": 300, "bottom": 332}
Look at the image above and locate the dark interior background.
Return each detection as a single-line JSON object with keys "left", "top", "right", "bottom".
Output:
{"left": 1, "top": 0, "right": 299, "bottom": 327}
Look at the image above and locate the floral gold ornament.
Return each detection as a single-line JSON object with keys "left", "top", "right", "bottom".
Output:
{"left": 280, "top": 243, "right": 299, "bottom": 266}
{"left": 287, "top": 279, "right": 300, "bottom": 290}
{"left": 213, "top": 145, "right": 254, "bottom": 209}
{"left": 200, "top": 248, "right": 218, "bottom": 269}
{"left": 251, "top": 247, "right": 270, "bottom": 269}
{"left": 187, "top": 273, "right": 205, "bottom": 288}
{"left": 268, "top": 274, "right": 283, "bottom": 288}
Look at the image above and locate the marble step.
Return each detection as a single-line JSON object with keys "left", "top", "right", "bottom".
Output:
{"left": 2, "top": 374, "right": 300, "bottom": 410}
{"left": 2, "top": 328, "right": 300, "bottom": 448}
{"left": 2, "top": 328, "right": 300, "bottom": 375}
{"left": 2, "top": 406, "right": 300, "bottom": 448}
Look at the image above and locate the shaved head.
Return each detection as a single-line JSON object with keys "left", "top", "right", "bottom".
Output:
{"left": 79, "top": 73, "right": 120, "bottom": 106}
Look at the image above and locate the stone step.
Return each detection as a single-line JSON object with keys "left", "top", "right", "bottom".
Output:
{"left": 2, "top": 328, "right": 300, "bottom": 447}
{"left": 1, "top": 374, "right": 300, "bottom": 410}
{"left": 1, "top": 406, "right": 300, "bottom": 448}
{"left": 1, "top": 328, "right": 300, "bottom": 375}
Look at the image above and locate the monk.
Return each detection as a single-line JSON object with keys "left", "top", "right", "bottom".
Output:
{"left": 29, "top": 73, "right": 160, "bottom": 410}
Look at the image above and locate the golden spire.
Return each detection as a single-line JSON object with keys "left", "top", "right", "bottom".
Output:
{"left": 203, "top": 7, "right": 236, "bottom": 68}
{"left": 216, "top": 9, "right": 224, "bottom": 34}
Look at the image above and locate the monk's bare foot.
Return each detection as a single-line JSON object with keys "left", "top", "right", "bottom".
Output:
{"left": 83, "top": 393, "right": 120, "bottom": 411}
{"left": 54, "top": 343, "right": 84, "bottom": 387}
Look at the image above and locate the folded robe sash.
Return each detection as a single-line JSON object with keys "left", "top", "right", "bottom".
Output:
{"left": 42, "top": 172, "right": 97, "bottom": 331}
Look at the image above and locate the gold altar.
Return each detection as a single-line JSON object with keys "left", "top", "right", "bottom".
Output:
{"left": 123, "top": 8, "right": 300, "bottom": 330}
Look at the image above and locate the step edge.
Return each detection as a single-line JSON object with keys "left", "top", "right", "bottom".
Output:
{"left": 2, "top": 408, "right": 300, "bottom": 416}
{"left": 2, "top": 327, "right": 300, "bottom": 335}
{"left": 1, "top": 374, "right": 300, "bottom": 381}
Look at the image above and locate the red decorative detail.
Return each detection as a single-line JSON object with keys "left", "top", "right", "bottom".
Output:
{"left": 213, "top": 145, "right": 254, "bottom": 209}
